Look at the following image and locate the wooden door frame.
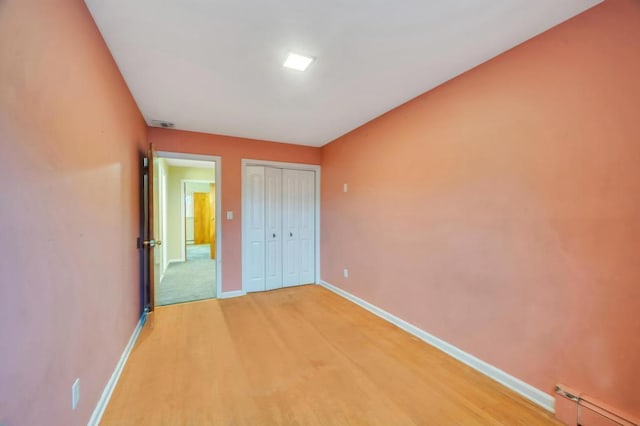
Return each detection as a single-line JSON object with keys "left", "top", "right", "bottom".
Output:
{"left": 181, "top": 178, "right": 216, "bottom": 260}
{"left": 241, "top": 159, "right": 321, "bottom": 295}
{"left": 156, "top": 151, "right": 222, "bottom": 298}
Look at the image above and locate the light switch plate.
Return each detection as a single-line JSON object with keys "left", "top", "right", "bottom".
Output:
{"left": 226, "top": 211, "right": 233, "bottom": 220}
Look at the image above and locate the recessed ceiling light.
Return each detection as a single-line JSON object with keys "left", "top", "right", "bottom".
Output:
{"left": 283, "top": 52, "right": 314, "bottom": 71}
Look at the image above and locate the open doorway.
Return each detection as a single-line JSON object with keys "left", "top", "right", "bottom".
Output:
{"left": 183, "top": 180, "right": 216, "bottom": 261}
{"left": 153, "top": 153, "right": 221, "bottom": 306}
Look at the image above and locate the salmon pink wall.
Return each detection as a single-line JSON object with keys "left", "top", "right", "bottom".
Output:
{"left": 0, "top": 0, "right": 147, "bottom": 424}
{"left": 321, "top": 0, "right": 640, "bottom": 419}
{"left": 148, "top": 128, "right": 321, "bottom": 292}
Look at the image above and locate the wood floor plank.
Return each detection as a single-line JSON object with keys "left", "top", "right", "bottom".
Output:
{"left": 101, "top": 285, "right": 561, "bottom": 425}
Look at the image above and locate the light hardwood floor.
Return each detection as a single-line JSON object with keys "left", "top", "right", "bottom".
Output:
{"left": 101, "top": 285, "right": 560, "bottom": 425}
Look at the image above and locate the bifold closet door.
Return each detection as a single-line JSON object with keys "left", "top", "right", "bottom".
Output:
{"left": 264, "top": 167, "right": 283, "bottom": 290}
{"left": 245, "top": 166, "right": 266, "bottom": 292}
{"left": 244, "top": 166, "right": 315, "bottom": 292}
{"left": 282, "top": 169, "right": 315, "bottom": 287}
{"left": 297, "top": 170, "right": 315, "bottom": 285}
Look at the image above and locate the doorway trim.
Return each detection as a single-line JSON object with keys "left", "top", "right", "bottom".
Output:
{"left": 241, "top": 159, "right": 321, "bottom": 294}
{"left": 157, "top": 151, "right": 222, "bottom": 298}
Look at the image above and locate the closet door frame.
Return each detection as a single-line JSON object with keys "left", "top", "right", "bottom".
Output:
{"left": 241, "top": 159, "right": 321, "bottom": 294}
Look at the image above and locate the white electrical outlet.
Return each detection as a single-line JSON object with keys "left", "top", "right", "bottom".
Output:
{"left": 226, "top": 211, "right": 233, "bottom": 220}
{"left": 343, "top": 269, "right": 349, "bottom": 278}
{"left": 343, "top": 183, "right": 348, "bottom": 193}
{"left": 71, "top": 378, "right": 80, "bottom": 410}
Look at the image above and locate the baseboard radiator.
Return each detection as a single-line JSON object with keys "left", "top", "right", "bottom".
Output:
{"left": 555, "top": 384, "right": 638, "bottom": 426}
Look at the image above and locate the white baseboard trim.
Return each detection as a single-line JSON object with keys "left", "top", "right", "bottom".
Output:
{"left": 318, "top": 280, "right": 555, "bottom": 413}
{"left": 167, "top": 259, "right": 183, "bottom": 265}
{"left": 88, "top": 312, "right": 147, "bottom": 426}
{"left": 219, "top": 290, "right": 246, "bottom": 299}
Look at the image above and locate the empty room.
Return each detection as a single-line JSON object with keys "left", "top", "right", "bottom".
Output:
{"left": 1, "top": 0, "right": 639, "bottom": 425}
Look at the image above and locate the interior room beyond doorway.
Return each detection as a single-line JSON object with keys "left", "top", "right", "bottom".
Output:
{"left": 154, "top": 155, "right": 220, "bottom": 306}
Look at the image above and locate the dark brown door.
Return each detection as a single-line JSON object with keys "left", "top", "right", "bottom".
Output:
{"left": 142, "top": 144, "right": 160, "bottom": 312}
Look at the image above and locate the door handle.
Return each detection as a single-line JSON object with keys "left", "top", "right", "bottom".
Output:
{"left": 273, "top": 233, "right": 276, "bottom": 238}
{"left": 290, "top": 232, "right": 293, "bottom": 237}
{"left": 142, "top": 239, "right": 162, "bottom": 247}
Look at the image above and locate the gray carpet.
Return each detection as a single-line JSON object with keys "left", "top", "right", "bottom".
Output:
{"left": 187, "top": 243, "right": 212, "bottom": 260}
{"left": 156, "top": 245, "right": 216, "bottom": 306}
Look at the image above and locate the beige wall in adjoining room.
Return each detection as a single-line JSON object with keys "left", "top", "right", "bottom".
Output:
{"left": 154, "top": 158, "right": 169, "bottom": 275}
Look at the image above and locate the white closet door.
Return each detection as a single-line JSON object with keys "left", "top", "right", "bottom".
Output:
{"left": 244, "top": 166, "right": 266, "bottom": 292}
{"left": 297, "top": 170, "right": 315, "bottom": 284}
{"left": 264, "top": 167, "right": 283, "bottom": 290}
{"left": 282, "top": 169, "right": 316, "bottom": 287}
{"left": 282, "top": 169, "right": 300, "bottom": 287}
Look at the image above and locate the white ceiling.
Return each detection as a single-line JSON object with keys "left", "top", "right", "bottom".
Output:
{"left": 86, "top": 0, "right": 602, "bottom": 147}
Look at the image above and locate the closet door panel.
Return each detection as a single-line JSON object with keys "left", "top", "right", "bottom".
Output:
{"left": 298, "top": 170, "right": 316, "bottom": 284}
{"left": 265, "top": 167, "right": 283, "bottom": 290}
{"left": 282, "top": 169, "right": 300, "bottom": 287}
{"left": 244, "top": 166, "right": 266, "bottom": 292}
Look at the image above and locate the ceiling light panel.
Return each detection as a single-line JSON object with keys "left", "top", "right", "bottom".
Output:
{"left": 283, "top": 52, "right": 314, "bottom": 71}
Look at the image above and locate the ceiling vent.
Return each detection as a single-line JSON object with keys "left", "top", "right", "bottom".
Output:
{"left": 150, "top": 120, "right": 175, "bottom": 128}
